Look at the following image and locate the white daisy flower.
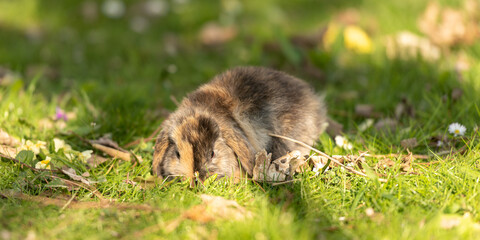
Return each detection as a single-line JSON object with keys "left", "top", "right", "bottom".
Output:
{"left": 335, "top": 135, "right": 353, "bottom": 150}
{"left": 35, "top": 156, "right": 51, "bottom": 170}
{"left": 448, "top": 123, "right": 466, "bottom": 137}
{"left": 312, "top": 162, "right": 329, "bottom": 176}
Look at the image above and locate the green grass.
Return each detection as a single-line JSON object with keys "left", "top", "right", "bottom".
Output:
{"left": 1, "top": 0, "right": 480, "bottom": 239}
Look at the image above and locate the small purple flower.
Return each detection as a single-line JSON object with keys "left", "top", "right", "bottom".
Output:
{"left": 55, "top": 107, "right": 68, "bottom": 121}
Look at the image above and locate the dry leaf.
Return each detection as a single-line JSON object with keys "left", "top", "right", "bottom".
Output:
{"left": 0, "top": 145, "right": 18, "bottom": 157}
{"left": 252, "top": 150, "right": 286, "bottom": 182}
{"left": 0, "top": 129, "right": 20, "bottom": 147}
{"left": 62, "top": 168, "right": 91, "bottom": 185}
{"left": 184, "top": 194, "right": 253, "bottom": 223}
{"left": 400, "top": 152, "right": 414, "bottom": 172}
{"left": 375, "top": 158, "right": 395, "bottom": 169}
{"left": 401, "top": 138, "right": 418, "bottom": 149}
{"left": 92, "top": 143, "right": 131, "bottom": 162}
{"left": 418, "top": 1, "right": 479, "bottom": 47}
{"left": 355, "top": 104, "right": 373, "bottom": 117}
{"left": 25, "top": 64, "right": 59, "bottom": 80}
{"left": 90, "top": 135, "right": 142, "bottom": 162}
{"left": 252, "top": 150, "right": 310, "bottom": 182}
{"left": 336, "top": 8, "right": 360, "bottom": 25}
{"left": 199, "top": 22, "right": 237, "bottom": 46}
{"left": 374, "top": 118, "right": 397, "bottom": 133}
{"left": 428, "top": 135, "right": 448, "bottom": 148}
{"left": 451, "top": 88, "right": 463, "bottom": 101}
{"left": 0, "top": 67, "right": 20, "bottom": 86}
{"left": 90, "top": 135, "right": 126, "bottom": 152}
{"left": 326, "top": 117, "right": 344, "bottom": 137}
{"left": 86, "top": 154, "right": 109, "bottom": 168}
{"left": 394, "top": 98, "right": 416, "bottom": 119}
{"left": 290, "top": 31, "right": 324, "bottom": 49}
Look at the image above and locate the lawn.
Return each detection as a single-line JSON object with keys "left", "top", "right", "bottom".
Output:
{"left": 1, "top": 0, "right": 479, "bottom": 239}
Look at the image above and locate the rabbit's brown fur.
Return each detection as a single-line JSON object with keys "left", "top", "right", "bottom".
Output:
{"left": 153, "top": 66, "right": 327, "bottom": 180}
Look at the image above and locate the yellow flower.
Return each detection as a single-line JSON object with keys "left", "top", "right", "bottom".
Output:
{"left": 343, "top": 25, "right": 373, "bottom": 54}
{"left": 19, "top": 139, "right": 46, "bottom": 155}
{"left": 79, "top": 150, "right": 93, "bottom": 162}
{"left": 323, "top": 22, "right": 340, "bottom": 50}
{"left": 35, "top": 156, "right": 51, "bottom": 170}
{"left": 53, "top": 138, "right": 72, "bottom": 152}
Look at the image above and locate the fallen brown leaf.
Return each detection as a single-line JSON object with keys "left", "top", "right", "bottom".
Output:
{"left": 90, "top": 135, "right": 127, "bottom": 152}
{"left": 199, "top": 22, "right": 237, "bottom": 46}
{"left": 90, "top": 135, "right": 143, "bottom": 162}
{"left": 326, "top": 117, "right": 344, "bottom": 137}
{"left": 0, "top": 145, "right": 17, "bottom": 158}
{"left": 336, "top": 8, "right": 360, "bottom": 25}
{"left": 451, "top": 88, "right": 463, "bottom": 101}
{"left": 270, "top": 134, "right": 388, "bottom": 183}
{"left": 185, "top": 195, "right": 253, "bottom": 222}
{"left": 401, "top": 138, "right": 418, "bottom": 149}
{"left": 252, "top": 150, "right": 287, "bottom": 182}
{"left": 0, "top": 129, "right": 20, "bottom": 146}
{"left": 374, "top": 118, "right": 398, "bottom": 133}
{"left": 375, "top": 158, "right": 395, "bottom": 169}
{"left": 418, "top": 1, "right": 479, "bottom": 47}
{"left": 394, "top": 98, "right": 416, "bottom": 119}
{"left": 0, "top": 67, "right": 20, "bottom": 86}
{"left": 86, "top": 154, "right": 109, "bottom": 168}
{"left": 62, "top": 168, "right": 91, "bottom": 185}
{"left": 355, "top": 104, "right": 374, "bottom": 118}
{"left": 161, "top": 194, "right": 253, "bottom": 234}
{"left": 92, "top": 143, "right": 132, "bottom": 162}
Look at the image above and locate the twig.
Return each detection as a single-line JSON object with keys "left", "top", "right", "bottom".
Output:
{"left": 363, "top": 153, "right": 430, "bottom": 160}
{"left": 60, "top": 191, "right": 78, "bottom": 212}
{"left": 252, "top": 181, "right": 266, "bottom": 193}
{"left": 67, "top": 130, "right": 91, "bottom": 145}
{"left": 104, "top": 159, "right": 117, "bottom": 175}
{"left": 269, "top": 133, "right": 388, "bottom": 183}
{"left": 1, "top": 153, "right": 106, "bottom": 200}
{"left": 48, "top": 175, "right": 105, "bottom": 201}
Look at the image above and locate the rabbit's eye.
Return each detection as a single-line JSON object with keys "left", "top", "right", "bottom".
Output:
{"left": 175, "top": 150, "right": 180, "bottom": 159}
{"left": 211, "top": 151, "right": 215, "bottom": 158}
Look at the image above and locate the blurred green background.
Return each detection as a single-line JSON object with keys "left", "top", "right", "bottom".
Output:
{"left": 1, "top": 1, "right": 480, "bottom": 239}
{"left": 1, "top": 0, "right": 478, "bottom": 143}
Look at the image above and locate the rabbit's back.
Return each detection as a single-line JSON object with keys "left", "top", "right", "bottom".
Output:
{"left": 184, "top": 66, "right": 327, "bottom": 159}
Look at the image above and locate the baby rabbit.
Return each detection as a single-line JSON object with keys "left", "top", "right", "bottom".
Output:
{"left": 153, "top": 66, "right": 327, "bottom": 181}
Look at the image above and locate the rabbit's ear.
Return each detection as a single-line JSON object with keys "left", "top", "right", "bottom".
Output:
{"left": 223, "top": 128, "right": 255, "bottom": 176}
{"left": 152, "top": 130, "right": 169, "bottom": 177}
